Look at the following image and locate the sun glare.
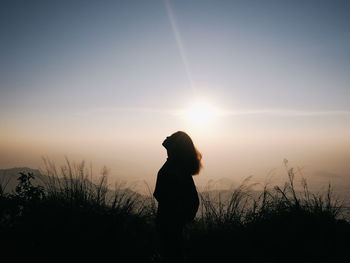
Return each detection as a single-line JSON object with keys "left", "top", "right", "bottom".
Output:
{"left": 185, "top": 102, "right": 219, "bottom": 125}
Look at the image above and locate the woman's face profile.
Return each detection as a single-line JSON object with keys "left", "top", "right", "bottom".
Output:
{"left": 162, "top": 132, "right": 180, "bottom": 149}
{"left": 162, "top": 135, "right": 172, "bottom": 149}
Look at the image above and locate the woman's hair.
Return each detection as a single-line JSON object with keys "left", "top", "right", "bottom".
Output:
{"left": 166, "top": 131, "right": 202, "bottom": 175}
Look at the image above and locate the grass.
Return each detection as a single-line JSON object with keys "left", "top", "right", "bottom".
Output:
{"left": 0, "top": 158, "right": 349, "bottom": 263}
{"left": 188, "top": 161, "right": 349, "bottom": 262}
{"left": 40, "top": 157, "right": 148, "bottom": 216}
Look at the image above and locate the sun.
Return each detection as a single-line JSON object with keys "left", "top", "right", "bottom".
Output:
{"left": 184, "top": 102, "right": 220, "bottom": 125}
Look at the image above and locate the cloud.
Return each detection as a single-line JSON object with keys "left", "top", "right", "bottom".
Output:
{"left": 74, "top": 107, "right": 177, "bottom": 117}
{"left": 220, "top": 109, "right": 350, "bottom": 117}
{"left": 74, "top": 107, "right": 350, "bottom": 118}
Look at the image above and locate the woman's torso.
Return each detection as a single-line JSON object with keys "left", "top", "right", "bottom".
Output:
{"left": 154, "top": 160, "right": 199, "bottom": 227}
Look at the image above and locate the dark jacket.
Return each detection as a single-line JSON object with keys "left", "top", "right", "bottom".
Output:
{"left": 153, "top": 159, "right": 199, "bottom": 230}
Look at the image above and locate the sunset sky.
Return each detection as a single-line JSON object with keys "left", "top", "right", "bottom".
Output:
{"left": 1, "top": 0, "right": 350, "bottom": 189}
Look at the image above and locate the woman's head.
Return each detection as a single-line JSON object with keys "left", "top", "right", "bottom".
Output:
{"left": 162, "top": 131, "right": 202, "bottom": 175}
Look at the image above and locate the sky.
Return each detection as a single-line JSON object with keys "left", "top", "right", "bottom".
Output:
{"left": 1, "top": 0, "right": 350, "bottom": 190}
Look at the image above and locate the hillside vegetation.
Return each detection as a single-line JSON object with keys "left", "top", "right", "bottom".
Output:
{"left": 1, "top": 159, "right": 349, "bottom": 262}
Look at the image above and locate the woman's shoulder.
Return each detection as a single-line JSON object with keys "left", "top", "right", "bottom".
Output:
{"left": 158, "top": 162, "right": 187, "bottom": 180}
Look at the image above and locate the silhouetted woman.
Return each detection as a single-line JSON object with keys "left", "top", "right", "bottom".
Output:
{"left": 153, "top": 131, "right": 202, "bottom": 262}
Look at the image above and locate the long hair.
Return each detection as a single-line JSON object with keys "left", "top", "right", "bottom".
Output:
{"left": 166, "top": 131, "right": 202, "bottom": 175}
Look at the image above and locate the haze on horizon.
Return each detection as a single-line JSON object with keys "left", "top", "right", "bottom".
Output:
{"left": 1, "top": 0, "right": 350, "bottom": 189}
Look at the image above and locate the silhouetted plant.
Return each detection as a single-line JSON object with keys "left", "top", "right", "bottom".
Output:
{"left": 197, "top": 160, "right": 346, "bottom": 228}
{"left": 15, "top": 172, "right": 45, "bottom": 201}
{"left": 199, "top": 176, "right": 257, "bottom": 228}
{"left": 39, "top": 157, "right": 150, "bottom": 219}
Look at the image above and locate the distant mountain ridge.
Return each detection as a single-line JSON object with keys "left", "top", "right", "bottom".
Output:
{"left": 0, "top": 167, "right": 41, "bottom": 176}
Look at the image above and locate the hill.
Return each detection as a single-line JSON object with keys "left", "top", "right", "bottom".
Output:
{"left": 1, "top": 164, "right": 350, "bottom": 262}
